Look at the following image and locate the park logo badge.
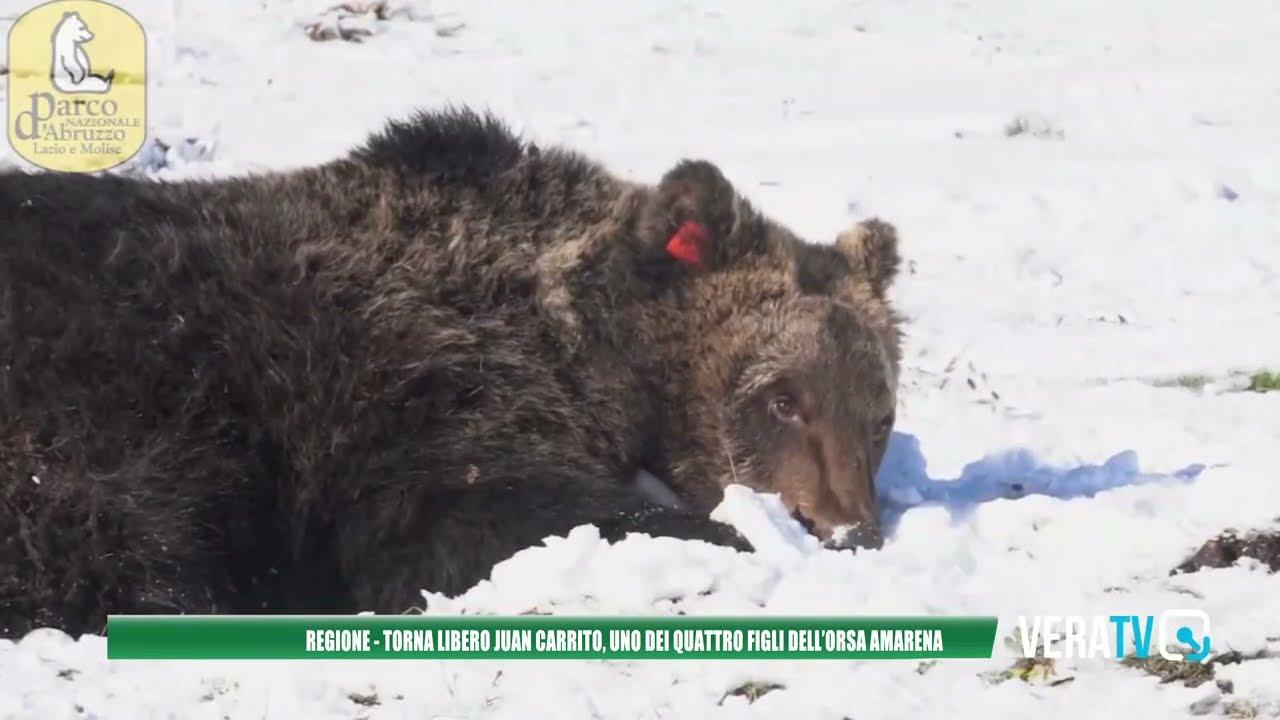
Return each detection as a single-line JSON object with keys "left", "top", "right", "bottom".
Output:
{"left": 6, "top": 0, "right": 146, "bottom": 172}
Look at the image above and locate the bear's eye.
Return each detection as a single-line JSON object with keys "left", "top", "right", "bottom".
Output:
{"left": 768, "top": 395, "right": 803, "bottom": 425}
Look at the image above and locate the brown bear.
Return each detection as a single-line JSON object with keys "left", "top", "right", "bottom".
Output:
{"left": 0, "top": 108, "right": 902, "bottom": 638}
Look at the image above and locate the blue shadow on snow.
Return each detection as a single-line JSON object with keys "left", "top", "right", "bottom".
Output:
{"left": 875, "top": 432, "right": 1205, "bottom": 532}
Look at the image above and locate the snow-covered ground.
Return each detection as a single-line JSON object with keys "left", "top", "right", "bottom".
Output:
{"left": 3, "top": 0, "right": 1279, "bottom": 717}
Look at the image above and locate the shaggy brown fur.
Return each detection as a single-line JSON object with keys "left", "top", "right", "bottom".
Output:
{"left": 0, "top": 109, "right": 902, "bottom": 637}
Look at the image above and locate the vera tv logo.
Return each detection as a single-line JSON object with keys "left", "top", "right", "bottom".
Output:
{"left": 1017, "top": 610, "right": 1211, "bottom": 663}
{"left": 6, "top": 0, "right": 146, "bottom": 172}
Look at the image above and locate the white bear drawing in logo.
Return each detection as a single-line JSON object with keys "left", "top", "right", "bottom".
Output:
{"left": 50, "top": 11, "right": 115, "bottom": 94}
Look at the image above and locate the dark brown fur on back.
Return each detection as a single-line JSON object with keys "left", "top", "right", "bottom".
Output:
{"left": 0, "top": 108, "right": 902, "bottom": 636}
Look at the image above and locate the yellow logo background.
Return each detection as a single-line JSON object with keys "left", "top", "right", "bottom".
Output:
{"left": 6, "top": 0, "right": 146, "bottom": 172}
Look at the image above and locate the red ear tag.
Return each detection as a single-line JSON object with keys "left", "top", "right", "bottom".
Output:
{"left": 666, "top": 220, "right": 709, "bottom": 268}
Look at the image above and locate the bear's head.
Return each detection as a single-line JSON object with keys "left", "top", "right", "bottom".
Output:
{"left": 59, "top": 12, "right": 94, "bottom": 43}
{"left": 638, "top": 161, "right": 902, "bottom": 550}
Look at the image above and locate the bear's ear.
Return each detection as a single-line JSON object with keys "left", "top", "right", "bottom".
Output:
{"left": 835, "top": 219, "right": 900, "bottom": 299}
{"left": 640, "top": 160, "right": 747, "bottom": 272}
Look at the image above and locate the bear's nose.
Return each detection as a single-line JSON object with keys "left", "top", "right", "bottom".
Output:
{"left": 823, "top": 522, "right": 883, "bottom": 552}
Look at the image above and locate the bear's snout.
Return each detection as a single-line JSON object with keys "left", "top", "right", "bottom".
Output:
{"left": 771, "top": 422, "right": 884, "bottom": 552}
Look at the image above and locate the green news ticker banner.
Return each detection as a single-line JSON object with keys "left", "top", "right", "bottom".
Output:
{"left": 107, "top": 616, "right": 997, "bottom": 660}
